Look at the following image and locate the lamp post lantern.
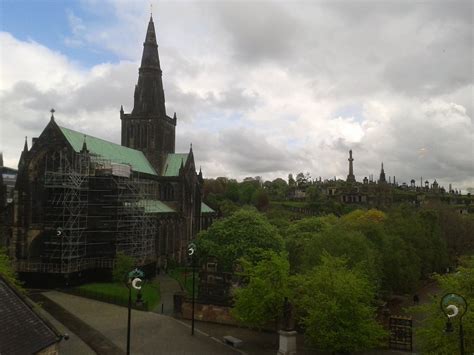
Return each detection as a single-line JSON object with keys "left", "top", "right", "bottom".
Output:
{"left": 440, "top": 293, "right": 468, "bottom": 355}
{"left": 126, "top": 268, "right": 145, "bottom": 355}
{"left": 187, "top": 242, "right": 197, "bottom": 336}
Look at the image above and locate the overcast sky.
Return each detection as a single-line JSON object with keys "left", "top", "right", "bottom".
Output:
{"left": 0, "top": 0, "right": 472, "bottom": 190}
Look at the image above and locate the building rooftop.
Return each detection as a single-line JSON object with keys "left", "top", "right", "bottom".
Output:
{"left": 60, "top": 126, "right": 157, "bottom": 176}
{"left": 0, "top": 276, "right": 60, "bottom": 354}
{"left": 162, "top": 153, "right": 189, "bottom": 176}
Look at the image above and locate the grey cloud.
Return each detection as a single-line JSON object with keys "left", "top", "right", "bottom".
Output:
{"left": 166, "top": 83, "right": 259, "bottom": 121}
{"left": 209, "top": 2, "right": 302, "bottom": 64}
{"left": 217, "top": 127, "right": 295, "bottom": 173}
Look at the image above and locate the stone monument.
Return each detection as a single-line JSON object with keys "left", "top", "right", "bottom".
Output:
{"left": 278, "top": 297, "right": 297, "bottom": 355}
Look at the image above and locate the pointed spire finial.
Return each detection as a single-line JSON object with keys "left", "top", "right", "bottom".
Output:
{"left": 81, "top": 135, "right": 89, "bottom": 153}
{"left": 50, "top": 108, "right": 55, "bottom": 120}
{"left": 150, "top": 3, "right": 153, "bottom": 18}
{"left": 190, "top": 143, "right": 193, "bottom": 152}
{"left": 24, "top": 136, "right": 28, "bottom": 152}
{"left": 0, "top": 152, "right": 3, "bottom": 167}
{"left": 120, "top": 105, "right": 124, "bottom": 113}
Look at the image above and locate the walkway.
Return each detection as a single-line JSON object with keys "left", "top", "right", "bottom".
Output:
{"left": 30, "top": 292, "right": 123, "bottom": 355}
{"left": 154, "top": 272, "right": 183, "bottom": 315}
{"left": 32, "top": 295, "right": 96, "bottom": 355}
{"left": 42, "top": 291, "right": 238, "bottom": 355}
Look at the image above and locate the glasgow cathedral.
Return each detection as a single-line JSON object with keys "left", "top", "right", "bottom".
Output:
{"left": 1, "top": 16, "right": 215, "bottom": 281}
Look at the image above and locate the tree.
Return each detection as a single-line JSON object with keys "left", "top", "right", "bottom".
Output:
{"left": 224, "top": 181, "right": 240, "bottom": 202}
{"left": 386, "top": 206, "right": 448, "bottom": 277}
{"left": 265, "top": 178, "right": 288, "bottom": 200}
{"left": 306, "top": 185, "right": 323, "bottom": 206}
{"left": 112, "top": 252, "right": 135, "bottom": 283}
{"left": 285, "top": 215, "right": 337, "bottom": 273}
{"left": 0, "top": 247, "right": 22, "bottom": 290}
{"left": 300, "top": 225, "right": 382, "bottom": 284}
{"left": 292, "top": 254, "right": 386, "bottom": 353}
{"left": 239, "top": 182, "right": 257, "bottom": 204}
{"left": 196, "top": 208, "right": 284, "bottom": 271}
{"left": 232, "top": 251, "right": 290, "bottom": 329}
{"left": 288, "top": 174, "right": 296, "bottom": 187}
{"left": 295, "top": 172, "right": 306, "bottom": 187}
{"left": 253, "top": 189, "right": 270, "bottom": 211}
{"left": 413, "top": 256, "right": 474, "bottom": 354}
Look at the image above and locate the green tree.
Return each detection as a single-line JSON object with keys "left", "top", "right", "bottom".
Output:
{"left": 386, "top": 206, "right": 448, "bottom": 277}
{"left": 0, "top": 247, "right": 22, "bottom": 290}
{"left": 112, "top": 252, "right": 135, "bottom": 283}
{"left": 300, "top": 225, "right": 382, "bottom": 284}
{"left": 266, "top": 178, "right": 288, "bottom": 200}
{"left": 413, "top": 256, "right": 474, "bottom": 354}
{"left": 341, "top": 209, "right": 421, "bottom": 293}
{"left": 232, "top": 251, "right": 290, "bottom": 329}
{"left": 225, "top": 181, "right": 240, "bottom": 202}
{"left": 196, "top": 208, "right": 284, "bottom": 271}
{"left": 292, "top": 254, "right": 386, "bottom": 353}
{"left": 285, "top": 215, "right": 337, "bottom": 273}
{"left": 253, "top": 189, "right": 270, "bottom": 211}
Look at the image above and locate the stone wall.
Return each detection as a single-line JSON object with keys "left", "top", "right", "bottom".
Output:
{"left": 181, "top": 301, "right": 238, "bottom": 326}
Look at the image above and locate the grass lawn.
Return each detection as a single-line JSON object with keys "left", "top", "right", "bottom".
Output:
{"left": 74, "top": 281, "right": 160, "bottom": 310}
{"left": 169, "top": 267, "right": 199, "bottom": 297}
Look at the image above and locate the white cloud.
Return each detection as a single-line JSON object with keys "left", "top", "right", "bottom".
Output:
{"left": 1, "top": 0, "right": 473, "bottom": 192}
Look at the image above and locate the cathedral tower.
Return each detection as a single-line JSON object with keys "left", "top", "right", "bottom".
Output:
{"left": 121, "top": 15, "right": 176, "bottom": 174}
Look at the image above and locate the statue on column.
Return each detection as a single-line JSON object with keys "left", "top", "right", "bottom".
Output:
{"left": 282, "top": 297, "right": 295, "bottom": 331}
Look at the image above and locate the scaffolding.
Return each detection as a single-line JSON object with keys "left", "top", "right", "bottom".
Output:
{"left": 43, "top": 149, "right": 89, "bottom": 273}
{"left": 114, "top": 177, "right": 156, "bottom": 265}
{"left": 26, "top": 149, "right": 158, "bottom": 274}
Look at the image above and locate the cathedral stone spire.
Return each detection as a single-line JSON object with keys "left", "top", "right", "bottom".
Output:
{"left": 132, "top": 15, "right": 166, "bottom": 117}
{"left": 121, "top": 15, "right": 176, "bottom": 175}
{"left": 346, "top": 150, "right": 356, "bottom": 183}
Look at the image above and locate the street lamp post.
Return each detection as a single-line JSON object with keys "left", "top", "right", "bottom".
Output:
{"left": 187, "top": 242, "right": 197, "bottom": 336}
{"left": 440, "top": 293, "right": 468, "bottom": 355}
{"left": 126, "top": 268, "right": 145, "bottom": 355}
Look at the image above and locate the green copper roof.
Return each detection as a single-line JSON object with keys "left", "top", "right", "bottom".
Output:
{"left": 137, "top": 200, "right": 175, "bottom": 214}
{"left": 59, "top": 126, "right": 157, "bottom": 176}
{"left": 201, "top": 202, "right": 215, "bottom": 214}
{"left": 163, "top": 153, "right": 189, "bottom": 176}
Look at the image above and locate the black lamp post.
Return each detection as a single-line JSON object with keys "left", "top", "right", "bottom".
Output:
{"left": 126, "top": 268, "right": 145, "bottom": 355}
{"left": 440, "top": 293, "right": 468, "bottom": 355}
{"left": 187, "top": 242, "right": 197, "bottom": 336}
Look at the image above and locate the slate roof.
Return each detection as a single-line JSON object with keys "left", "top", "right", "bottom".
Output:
{"left": 162, "top": 153, "right": 189, "bottom": 176}
{"left": 137, "top": 199, "right": 176, "bottom": 214}
{"left": 0, "top": 276, "right": 60, "bottom": 354}
{"left": 59, "top": 126, "right": 157, "bottom": 176}
{"left": 201, "top": 202, "right": 215, "bottom": 214}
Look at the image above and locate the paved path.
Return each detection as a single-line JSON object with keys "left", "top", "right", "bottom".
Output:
{"left": 31, "top": 293, "right": 123, "bottom": 355}
{"left": 43, "top": 291, "right": 238, "bottom": 355}
{"left": 154, "top": 273, "right": 183, "bottom": 315}
{"left": 36, "top": 305, "right": 96, "bottom": 355}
